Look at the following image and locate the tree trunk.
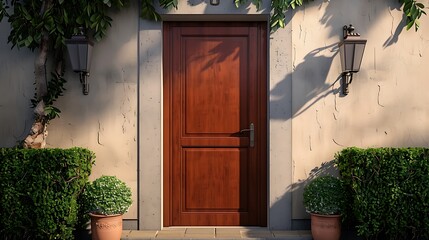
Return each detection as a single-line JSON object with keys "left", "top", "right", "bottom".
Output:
{"left": 35, "top": 0, "right": 52, "bottom": 100}
{"left": 22, "top": 0, "right": 53, "bottom": 149}
{"left": 23, "top": 103, "right": 48, "bottom": 149}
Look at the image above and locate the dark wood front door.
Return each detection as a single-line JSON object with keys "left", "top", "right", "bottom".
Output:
{"left": 163, "top": 22, "right": 267, "bottom": 226}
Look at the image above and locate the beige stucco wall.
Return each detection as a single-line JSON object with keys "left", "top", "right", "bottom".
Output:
{"left": 290, "top": 0, "right": 429, "bottom": 219}
{"left": 52, "top": 3, "right": 139, "bottom": 220}
{"left": 0, "top": 2, "right": 139, "bottom": 221}
{"left": 1, "top": 0, "right": 429, "bottom": 230}
{"left": 0, "top": 22, "right": 34, "bottom": 146}
{"left": 138, "top": 18, "right": 163, "bottom": 229}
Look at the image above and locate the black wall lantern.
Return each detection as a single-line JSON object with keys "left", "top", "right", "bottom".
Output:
{"left": 210, "top": 0, "right": 220, "bottom": 5}
{"left": 65, "top": 30, "right": 94, "bottom": 95}
{"left": 338, "top": 24, "right": 367, "bottom": 95}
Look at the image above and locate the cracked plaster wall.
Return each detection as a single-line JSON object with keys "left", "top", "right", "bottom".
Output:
{"left": 50, "top": 3, "right": 139, "bottom": 220}
{"left": 291, "top": 0, "right": 429, "bottom": 219}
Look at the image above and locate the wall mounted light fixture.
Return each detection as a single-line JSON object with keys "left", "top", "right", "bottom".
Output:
{"left": 210, "top": 0, "right": 220, "bottom": 6}
{"left": 65, "top": 29, "right": 94, "bottom": 95}
{"left": 338, "top": 24, "right": 367, "bottom": 95}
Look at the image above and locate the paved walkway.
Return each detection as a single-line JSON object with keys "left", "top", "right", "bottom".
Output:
{"left": 121, "top": 228, "right": 312, "bottom": 240}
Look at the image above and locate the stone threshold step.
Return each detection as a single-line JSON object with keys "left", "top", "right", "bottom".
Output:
{"left": 121, "top": 229, "right": 312, "bottom": 240}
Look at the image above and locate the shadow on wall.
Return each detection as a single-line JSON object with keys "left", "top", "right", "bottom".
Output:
{"left": 271, "top": 160, "right": 338, "bottom": 229}
{"left": 273, "top": 160, "right": 364, "bottom": 238}
{"left": 268, "top": 0, "right": 411, "bottom": 122}
{"left": 269, "top": 0, "right": 408, "bottom": 50}
{"left": 319, "top": 0, "right": 404, "bottom": 49}
{"left": 271, "top": 43, "right": 342, "bottom": 120}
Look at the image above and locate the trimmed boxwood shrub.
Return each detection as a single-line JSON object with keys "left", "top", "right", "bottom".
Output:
{"left": 303, "top": 175, "right": 347, "bottom": 215}
{"left": 336, "top": 147, "right": 429, "bottom": 240}
{"left": 0, "top": 147, "right": 94, "bottom": 240}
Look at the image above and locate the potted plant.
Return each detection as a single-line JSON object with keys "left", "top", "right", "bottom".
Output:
{"left": 303, "top": 175, "right": 347, "bottom": 240}
{"left": 82, "top": 175, "right": 132, "bottom": 240}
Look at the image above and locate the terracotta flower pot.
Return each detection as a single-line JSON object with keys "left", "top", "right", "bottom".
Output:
{"left": 310, "top": 213, "right": 341, "bottom": 240}
{"left": 89, "top": 213, "right": 123, "bottom": 240}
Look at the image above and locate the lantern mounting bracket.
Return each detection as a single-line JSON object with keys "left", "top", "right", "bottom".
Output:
{"left": 80, "top": 72, "right": 90, "bottom": 95}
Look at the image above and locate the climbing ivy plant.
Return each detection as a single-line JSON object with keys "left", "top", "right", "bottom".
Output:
{"left": 140, "top": 0, "right": 178, "bottom": 21}
{"left": 400, "top": 0, "right": 426, "bottom": 30}
{"left": 139, "top": 0, "right": 426, "bottom": 32}
{"left": 268, "top": 0, "right": 426, "bottom": 31}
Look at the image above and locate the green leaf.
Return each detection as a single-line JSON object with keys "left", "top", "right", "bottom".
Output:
{"left": 159, "top": 0, "right": 178, "bottom": 9}
{"left": 103, "top": 0, "right": 112, "bottom": 7}
{"left": 235, "top": 0, "right": 240, "bottom": 8}
{"left": 90, "top": 14, "right": 97, "bottom": 22}
{"left": 404, "top": 1, "right": 413, "bottom": 12}
{"left": 416, "top": 3, "right": 425, "bottom": 8}
{"left": 76, "top": 17, "right": 83, "bottom": 25}
{"left": 63, "top": 10, "right": 68, "bottom": 24}
{"left": 279, "top": 19, "right": 285, "bottom": 28}
{"left": 414, "top": 19, "right": 420, "bottom": 31}
{"left": 410, "top": 4, "right": 417, "bottom": 16}
{"left": 406, "top": 19, "right": 414, "bottom": 30}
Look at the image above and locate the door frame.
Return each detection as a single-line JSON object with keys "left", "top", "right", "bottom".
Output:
{"left": 162, "top": 21, "right": 268, "bottom": 227}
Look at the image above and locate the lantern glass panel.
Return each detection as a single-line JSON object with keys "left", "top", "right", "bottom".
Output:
{"left": 65, "top": 36, "right": 93, "bottom": 73}
{"left": 339, "top": 43, "right": 346, "bottom": 72}
{"left": 344, "top": 43, "right": 355, "bottom": 72}
{"left": 352, "top": 42, "right": 366, "bottom": 72}
{"left": 66, "top": 43, "right": 79, "bottom": 72}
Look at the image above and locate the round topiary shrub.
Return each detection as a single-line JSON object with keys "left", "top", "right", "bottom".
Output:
{"left": 303, "top": 175, "right": 347, "bottom": 215}
{"left": 82, "top": 175, "right": 132, "bottom": 215}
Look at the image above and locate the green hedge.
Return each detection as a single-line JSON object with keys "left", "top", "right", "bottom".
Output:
{"left": 336, "top": 147, "right": 429, "bottom": 239}
{"left": 0, "top": 147, "right": 94, "bottom": 240}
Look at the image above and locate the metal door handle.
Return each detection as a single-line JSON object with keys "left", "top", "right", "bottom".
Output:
{"left": 240, "top": 123, "right": 254, "bottom": 147}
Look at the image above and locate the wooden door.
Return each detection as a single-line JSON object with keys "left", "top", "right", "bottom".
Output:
{"left": 163, "top": 22, "right": 267, "bottom": 226}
